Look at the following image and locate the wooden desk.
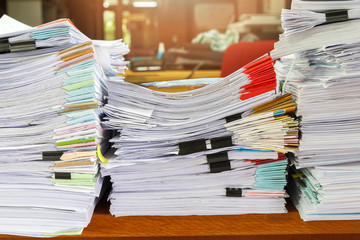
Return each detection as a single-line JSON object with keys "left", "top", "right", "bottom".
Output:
{"left": 3, "top": 198, "right": 360, "bottom": 240}
{"left": 125, "top": 69, "right": 221, "bottom": 84}
{"left": 124, "top": 69, "right": 221, "bottom": 92}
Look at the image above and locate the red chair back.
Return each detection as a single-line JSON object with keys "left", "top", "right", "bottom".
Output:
{"left": 221, "top": 41, "right": 276, "bottom": 77}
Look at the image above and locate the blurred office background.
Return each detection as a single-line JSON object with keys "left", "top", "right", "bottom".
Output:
{"left": 0, "top": 0, "right": 291, "bottom": 72}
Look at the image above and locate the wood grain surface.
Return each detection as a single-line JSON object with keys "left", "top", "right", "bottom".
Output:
{"left": 2, "top": 198, "right": 360, "bottom": 240}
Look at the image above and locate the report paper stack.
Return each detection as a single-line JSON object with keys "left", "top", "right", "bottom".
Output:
{"left": 0, "top": 16, "right": 127, "bottom": 237}
{"left": 272, "top": 0, "right": 360, "bottom": 220}
{"left": 288, "top": 161, "right": 360, "bottom": 221}
{"left": 100, "top": 55, "right": 299, "bottom": 216}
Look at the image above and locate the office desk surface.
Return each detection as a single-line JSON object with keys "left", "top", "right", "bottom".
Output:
{"left": 3, "top": 199, "right": 360, "bottom": 240}
{"left": 124, "top": 69, "right": 221, "bottom": 92}
{"left": 124, "top": 69, "right": 221, "bottom": 84}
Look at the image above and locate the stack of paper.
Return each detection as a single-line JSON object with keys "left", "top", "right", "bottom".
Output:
{"left": 100, "top": 55, "right": 298, "bottom": 216}
{"left": 0, "top": 16, "right": 128, "bottom": 237}
{"left": 272, "top": 0, "right": 360, "bottom": 220}
{"left": 291, "top": 0, "right": 360, "bottom": 11}
{"left": 288, "top": 161, "right": 360, "bottom": 221}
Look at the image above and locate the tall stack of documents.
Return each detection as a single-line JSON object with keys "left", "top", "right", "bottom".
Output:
{"left": 0, "top": 16, "right": 128, "bottom": 237}
{"left": 272, "top": 0, "right": 360, "bottom": 221}
{"left": 100, "top": 55, "right": 299, "bottom": 216}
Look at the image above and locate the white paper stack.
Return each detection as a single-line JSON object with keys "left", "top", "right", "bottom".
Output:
{"left": 0, "top": 16, "right": 127, "bottom": 237}
{"left": 272, "top": 0, "right": 360, "bottom": 220}
{"left": 100, "top": 55, "right": 299, "bottom": 216}
{"left": 288, "top": 161, "right": 360, "bottom": 221}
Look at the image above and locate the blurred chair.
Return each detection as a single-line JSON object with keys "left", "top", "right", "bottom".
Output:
{"left": 220, "top": 40, "right": 276, "bottom": 77}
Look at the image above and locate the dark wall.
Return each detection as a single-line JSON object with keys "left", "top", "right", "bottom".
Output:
{"left": 65, "top": 0, "right": 104, "bottom": 40}
{"left": 0, "top": 0, "right": 6, "bottom": 16}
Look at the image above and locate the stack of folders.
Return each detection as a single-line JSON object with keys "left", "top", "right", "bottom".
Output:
{"left": 272, "top": 0, "right": 360, "bottom": 221}
{"left": 0, "top": 16, "right": 128, "bottom": 237}
{"left": 100, "top": 55, "right": 299, "bottom": 216}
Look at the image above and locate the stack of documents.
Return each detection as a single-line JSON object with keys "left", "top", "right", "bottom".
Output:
{"left": 0, "top": 16, "right": 128, "bottom": 237}
{"left": 288, "top": 161, "right": 360, "bottom": 221}
{"left": 290, "top": 0, "right": 360, "bottom": 11}
{"left": 272, "top": 0, "right": 360, "bottom": 220}
{"left": 100, "top": 55, "right": 299, "bottom": 216}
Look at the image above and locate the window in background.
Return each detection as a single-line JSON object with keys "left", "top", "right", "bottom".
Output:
{"left": 104, "top": 10, "right": 116, "bottom": 40}
{"left": 103, "top": 0, "right": 122, "bottom": 41}
{"left": 122, "top": 10, "right": 132, "bottom": 47}
{"left": 103, "top": 0, "right": 118, "bottom": 40}
{"left": 121, "top": 0, "right": 159, "bottom": 57}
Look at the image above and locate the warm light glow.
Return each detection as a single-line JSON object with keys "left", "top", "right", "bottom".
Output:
{"left": 133, "top": 1, "right": 157, "bottom": 8}
{"left": 103, "top": 0, "right": 118, "bottom": 8}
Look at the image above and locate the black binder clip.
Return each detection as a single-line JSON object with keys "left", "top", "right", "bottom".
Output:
{"left": 10, "top": 39, "right": 36, "bottom": 52}
{"left": 178, "top": 139, "right": 207, "bottom": 155}
{"left": 209, "top": 161, "right": 231, "bottom": 173}
{"left": 54, "top": 172, "right": 71, "bottom": 180}
{"left": 42, "top": 151, "right": 64, "bottom": 161}
{"left": 207, "top": 151, "right": 231, "bottom": 173}
{"left": 0, "top": 38, "right": 10, "bottom": 54}
{"left": 326, "top": 10, "right": 348, "bottom": 23}
{"left": 225, "top": 112, "right": 243, "bottom": 123}
{"left": 210, "top": 136, "right": 233, "bottom": 149}
{"left": 206, "top": 151, "right": 229, "bottom": 164}
{"left": 226, "top": 187, "right": 242, "bottom": 197}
